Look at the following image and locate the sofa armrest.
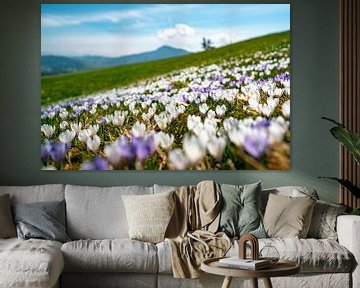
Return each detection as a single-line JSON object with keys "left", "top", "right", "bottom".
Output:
{"left": 337, "top": 215, "right": 360, "bottom": 288}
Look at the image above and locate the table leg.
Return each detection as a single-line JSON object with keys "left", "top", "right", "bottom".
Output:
{"left": 221, "top": 276, "right": 232, "bottom": 288}
{"left": 263, "top": 277, "right": 273, "bottom": 288}
{"left": 251, "top": 278, "right": 258, "bottom": 288}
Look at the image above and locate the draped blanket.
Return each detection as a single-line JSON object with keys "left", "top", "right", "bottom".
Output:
{"left": 165, "top": 181, "right": 231, "bottom": 278}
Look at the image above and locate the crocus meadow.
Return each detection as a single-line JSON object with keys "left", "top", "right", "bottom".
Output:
{"left": 41, "top": 43, "right": 290, "bottom": 170}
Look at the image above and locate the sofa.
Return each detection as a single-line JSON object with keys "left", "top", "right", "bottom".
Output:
{"left": 0, "top": 183, "right": 359, "bottom": 288}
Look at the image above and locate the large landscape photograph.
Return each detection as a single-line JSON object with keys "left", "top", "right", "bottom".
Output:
{"left": 41, "top": 4, "right": 290, "bottom": 170}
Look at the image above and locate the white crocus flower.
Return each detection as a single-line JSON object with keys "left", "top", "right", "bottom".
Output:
{"left": 183, "top": 135, "right": 206, "bottom": 164}
{"left": 187, "top": 115, "right": 202, "bottom": 131}
{"left": 87, "top": 125, "right": 99, "bottom": 136}
{"left": 132, "top": 122, "right": 146, "bottom": 137}
{"left": 168, "top": 149, "right": 189, "bottom": 170}
{"left": 282, "top": 100, "right": 290, "bottom": 118}
{"left": 41, "top": 124, "right": 54, "bottom": 138}
{"left": 59, "top": 110, "right": 68, "bottom": 119}
{"left": 207, "top": 136, "right": 226, "bottom": 159}
{"left": 207, "top": 109, "right": 216, "bottom": 119}
{"left": 59, "top": 130, "right": 76, "bottom": 144}
{"left": 260, "top": 105, "right": 274, "bottom": 117}
{"left": 228, "top": 128, "right": 245, "bottom": 148}
{"left": 112, "top": 111, "right": 125, "bottom": 126}
{"left": 70, "top": 123, "right": 82, "bottom": 134}
{"left": 60, "top": 121, "right": 68, "bottom": 130}
{"left": 155, "top": 132, "right": 174, "bottom": 150}
{"left": 104, "top": 144, "right": 121, "bottom": 166}
{"left": 199, "top": 103, "right": 209, "bottom": 114}
{"left": 268, "top": 122, "right": 286, "bottom": 144}
{"left": 267, "top": 97, "right": 279, "bottom": 109}
{"left": 156, "top": 118, "right": 168, "bottom": 130}
{"left": 78, "top": 130, "right": 90, "bottom": 143}
{"left": 86, "top": 135, "right": 101, "bottom": 153}
{"left": 215, "top": 105, "right": 226, "bottom": 117}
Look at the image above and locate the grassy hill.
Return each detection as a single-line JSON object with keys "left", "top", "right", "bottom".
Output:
{"left": 41, "top": 31, "right": 290, "bottom": 106}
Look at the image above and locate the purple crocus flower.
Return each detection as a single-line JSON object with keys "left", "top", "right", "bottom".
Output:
{"left": 251, "top": 119, "right": 271, "bottom": 129}
{"left": 81, "top": 157, "right": 109, "bottom": 170}
{"left": 244, "top": 133, "right": 268, "bottom": 159}
{"left": 133, "top": 135, "right": 155, "bottom": 162}
{"left": 117, "top": 136, "right": 136, "bottom": 162}
{"left": 41, "top": 141, "right": 52, "bottom": 162}
{"left": 49, "top": 141, "right": 68, "bottom": 162}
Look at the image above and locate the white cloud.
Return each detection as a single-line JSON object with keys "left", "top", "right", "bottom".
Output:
{"left": 157, "top": 24, "right": 195, "bottom": 40}
{"left": 42, "top": 10, "right": 142, "bottom": 28}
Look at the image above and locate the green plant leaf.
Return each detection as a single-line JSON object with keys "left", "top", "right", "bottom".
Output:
{"left": 318, "top": 177, "right": 360, "bottom": 198}
{"left": 322, "top": 117, "right": 360, "bottom": 165}
{"left": 330, "top": 127, "right": 360, "bottom": 165}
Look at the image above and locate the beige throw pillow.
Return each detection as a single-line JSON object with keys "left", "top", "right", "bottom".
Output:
{"left": 0, "top": 194, "right": 17, "bottom": 238}
{"left": 122, "top": 191, "right": 175, "bottom": 243}
{"left": 263, "top": 193, "right": 316, "bottom": 238}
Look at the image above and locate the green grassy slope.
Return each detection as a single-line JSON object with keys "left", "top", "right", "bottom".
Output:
{"left": 41, "top": 31, "right": 290, "bottom": 106}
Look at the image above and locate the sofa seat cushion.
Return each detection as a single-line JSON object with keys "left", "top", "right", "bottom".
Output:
{"left": 228, "top": 238, "right": 353, "bottom": 273}
{"left": 0, "top": 238, "right": 64, "bottom": 288}
{"left": 157, "top": 238, "right": 353, "bottom": 274}
{"left": 62, "top": 239, "right": 158, "bottom": 273}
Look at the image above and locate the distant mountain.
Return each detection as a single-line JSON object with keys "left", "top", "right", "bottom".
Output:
{"left": 41, "top": 56, "right": 87, "bottom": 76}
{"left": 41, "top": 46, "right": 190, "bottom": 76}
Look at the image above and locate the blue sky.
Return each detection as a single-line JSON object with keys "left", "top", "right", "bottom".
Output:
{"left": 41, "top": 4, "right": 290, "bottom": 57}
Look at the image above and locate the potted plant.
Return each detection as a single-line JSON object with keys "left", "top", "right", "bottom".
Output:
{"left": 320, "top": 117, "right": 360, "bottom": 215}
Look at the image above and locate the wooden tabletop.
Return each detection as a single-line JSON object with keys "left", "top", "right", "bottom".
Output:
{"left": 201, "top": 257, "right": 300, "bottom": 278}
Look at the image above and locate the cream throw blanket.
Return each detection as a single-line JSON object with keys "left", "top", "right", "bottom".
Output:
{"left": 165, "top": 181, "right": 231, "bottom": 279}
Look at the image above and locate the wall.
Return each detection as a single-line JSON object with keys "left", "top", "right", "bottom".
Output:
{"left": 0, "top": 0, "right": 340, "bottom": 202}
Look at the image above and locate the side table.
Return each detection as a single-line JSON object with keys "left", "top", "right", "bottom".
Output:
{"left": 201, "top": 257, "right": 300, "bottom": 288}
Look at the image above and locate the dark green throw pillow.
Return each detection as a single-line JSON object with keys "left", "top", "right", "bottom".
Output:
{"left": 12, "top": 200, "right": 70, "bottom": 243}
{"left": 218, "top": 182, "right": 266, "bottom": 238}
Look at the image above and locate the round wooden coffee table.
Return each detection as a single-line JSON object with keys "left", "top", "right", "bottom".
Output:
{"left": 201, "top": 257, "right": 300, "bottom": 288}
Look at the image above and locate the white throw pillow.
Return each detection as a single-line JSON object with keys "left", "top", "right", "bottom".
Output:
{"left": 122, "top": 191, "right": 175, "bottom": 243}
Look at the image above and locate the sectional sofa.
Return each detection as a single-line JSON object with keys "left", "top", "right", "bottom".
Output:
{"left": 0, "top": 184, "right": 359, "bottom": 288}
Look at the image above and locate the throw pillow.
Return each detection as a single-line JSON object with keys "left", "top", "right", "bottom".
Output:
{"left": 218, "top": 182, "right": 266, "bottom": 238}
{"left": 12, "top": 200, "right": 70, "bottom": 243}
{"left": 263, "top": 193, "right": 316, "bottom": 238}
{"left": 307, "top": 200, "right": 347, "bottom": 240}
{"left": 122, "top": 191, "right": 175, "bottom": 243}
{"left": 0, "top": 194, "right": 16, "bottom": 238}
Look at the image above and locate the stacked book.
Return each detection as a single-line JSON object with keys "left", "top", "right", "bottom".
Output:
{"left": 218, "top": 257, "right": 271, "bottom": 270}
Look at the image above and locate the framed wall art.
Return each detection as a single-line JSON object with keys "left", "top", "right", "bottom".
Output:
{"left": 41, "top": 3, "right": 290, "bottom": 170}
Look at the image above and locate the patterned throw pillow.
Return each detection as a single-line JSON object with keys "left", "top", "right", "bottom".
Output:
{"left": 263, "top": 193, "right": 316, "bottom": 238}
{"left": 218, "top": 182, "right": 266, "bottom": 239}
{"left": 122, "top": 191, "right": 175, "bottom": 243}
{"left": 307, "top": 200, "right": 347, "bottom": 240}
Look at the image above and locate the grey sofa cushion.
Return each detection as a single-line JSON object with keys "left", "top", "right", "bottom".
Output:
{"left": 307, "top": 200, "right": 347, "bottom": 240}
{"left": 65, "top": 185, "right": 153, "bottom": 239}
{"left": 12, "top": 200, "right": 70, "bottom": 243}
{"left": 218, "top": 182, "right": 266, "bottom": 238}
{"left": 0, "top": 184, "right": 65, "bottom": 204}
{"left": 153, "top": 184, "right": 177, "bottom": 194}
{"left": 0, "top": 238, "right": 64, "bottom": 288}
{"left": 61, "top": 239, "right": 158, "bottom": 273}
